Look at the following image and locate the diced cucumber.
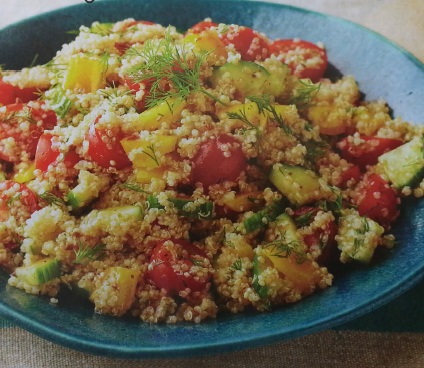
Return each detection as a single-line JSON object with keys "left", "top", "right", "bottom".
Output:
{"left": 242, "top": 201, "right": 284, "bottom": 233}
{"left": 269, "top": 163, "right": 326, "bottom": 206}
{"left": 66, "top": 170, "right": 109, "bottom": 211}
{"left": 252, "top": 253, "right": 269, "bottom": 301}
{"left": 337, "top": 209, "right": 384, "bottom": 264}
{"left": 210, "top": 61, "right": 287, "bottom": 99}
{"left": 146, "top": 195, "right": 214, "bottom": 219}
{"left": 90, "top": 266, "right": 141, "bottom": 316}
{"left": 378, "top": 136, "right": 424, "bottom": 188}
{"left": 97, "top": 205, "right": 144, "bottom": 222}
{"left": 15, "top": 258, "right": 61, "bottom": 286}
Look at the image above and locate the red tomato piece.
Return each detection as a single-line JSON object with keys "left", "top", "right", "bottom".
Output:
{"left": 147, "top": 239, "right": 210, "bottom": 296}
{"left": 293, "top": 206, "right": 319, "bottom": 226}
{"left": 187, "top": 20, "right": 218, "bottom": 34}
{"left": 191, "top": 134, "right": 247, "bottom": 189}
{"left": 124, "top": 77, "right": 156, "bottom": 112}
{"left": 220, "top": 26, "right": 269, "bottom": 61}
{"left": 0, "top": 80, "right": 16, "bottom": 105}
{"left": 13, "top": 86, "right": 40, "bottom": 103}
{"left": 337, "top": 135, "right": 403, "bottom": 169}
{"left": 0, "top": 80, "right": 40, "bottom": 105}
{"left": 0, "top": 103, "right": 57, "bottom": 162}
{"left": 356, "top": 173, "right": 399, "bottom": 229}
{"left": 85, "top": 119, "right": 131, "bottom": 169}
{"left": 34, "top": 133, "right": 80, "bottom": 172}
{"left": 339, "top": 165, "right": 362, "bottom": 187}
{"left": 303, "top": 219, "right": 338, "bottom": 266}
{"left": 270, "top": 39, "right": 328, "bottom": 82}
{"left": 0, "top": 180, "right": 40, "bottom": 221}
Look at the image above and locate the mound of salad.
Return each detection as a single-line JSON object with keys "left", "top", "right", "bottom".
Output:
{"left": 0, "top": 18, "right": 423, "bottom": 323}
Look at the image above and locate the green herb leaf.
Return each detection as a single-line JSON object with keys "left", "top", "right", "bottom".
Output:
{"left": 74, "top": 242, "right": 106, "bottom": 265}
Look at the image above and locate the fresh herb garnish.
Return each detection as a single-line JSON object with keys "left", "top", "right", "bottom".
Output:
{"left": 262, "top": 231, "right": 307, "bottom": 264}
{"left": 230, "top": 258, "right": 243, "bottom": 271}
{"left": 121, "top": 182, "right": 150, "bottom": 194}
{"left": 125, "top": 32, "right": 223, "bottom": 108}
{"left": 289, "top": 79, "right": 321, "bottom": 107}
{"left": 248, "top": 94, "right": 293, "bottom": 135}
{"left": 38, "top": 191, "right": 65, "bottom": 206}
{"left": 74, "top": 242, "right": 106, "bottom": 265}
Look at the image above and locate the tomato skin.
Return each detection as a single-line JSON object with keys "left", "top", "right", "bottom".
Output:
{"left": 187, "top": 21, "right": 218, "bottom": 34}
{"left": 34, "top": 133, "right": 80, "bottom": 172}
{"left": 86, "top": 120, "right": 132, "bottom": 169}
{"left": 337, "top": 135, "right": 403, "bottom": 169}
{"left": 0, "top": 180, "right": 41, "bottom": 221}
{"left": 220, "top": 26, "right": 269, "bottom": 61}
{"left": 0, "top": 80, "right": 16, "bottom": 105}
{"left": 0, "top": 80, "right": 40, "bottom": 106}
{"left": 147, "top": 239, "right": 210, "bottom": 296}
{"left": 0, "top": 103, "right": 57, "bottom": 162}
{"left": 303, "top": 219, "right": 338, "bottom": 266}
{"left": 356, "top": 173, "right": 399, "bottom": 229}
{"left": 191, "top": 134, "right": 247, "bottom": 189}
{"left": 270, "top": 39, "right": 328, "bottom": 82}
{"left": 339, "top": 165, "right": 362, "bottom": 187}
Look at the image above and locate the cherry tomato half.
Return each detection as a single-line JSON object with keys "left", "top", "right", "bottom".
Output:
{"left": 0, "top": 80, "right": 40, "bottom": 106}
{"left": 356, "top": 173, "right": 399, "bottom": 229}
{"left": 34, "top": 133, "right": 80, "bottom": 172}
{"left": 85, "top": 119, "right": 132, "bottom": 169}
{"left": 147, "top": 239, "right": 211, "bottom": 296}
{"left": 0, "top": 180, "right": 40, "bottom": 221}
{"left": 303, "top": 219, "right": 338, "bottom": 266}
{"left": 220, "top": 26, "right": 269, "bottom": 61}
{"left": 337, "top": 135, "right": 403, "bottom": 169}
{"left": 270, "top": 39, "right": 328, "bottom": 82}
{"left": 191, "top": 134, "right": 247, "bottom": 189}
{"left": 0, "top": 103, "right": 57, "bottom": 162}
{"left": 187, "top": 20, "right": 218, "bottom": 34}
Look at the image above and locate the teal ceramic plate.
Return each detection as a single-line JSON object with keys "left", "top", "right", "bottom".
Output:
{"left": 1, "top": 0, "right": 424, "bottom": 358}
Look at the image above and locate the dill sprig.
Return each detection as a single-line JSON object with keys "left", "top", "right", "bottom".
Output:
{"left": 248, "top": 94, "right": 293, "bottom": 135}
{"left": 125, "top": 33, "right": 223, "bottom": 108}
{"left": 227, "top": 109, "right": 261, "bottom": 135}
{"left": 74, "top": 242, "right": 105, "bottom": 265}
{"left": 7, "top": 193, "right": 21, "bottom": 207}
{"left": 38, "top": 191, "right": 65, "bottom": 206}
{"left": 262, "top": 231, "right": 307, "bottom": 264}
{"left": 230, "top": 258, "right": 243, "bottom": 271}
{"left": 121, "top": 182, "right": 150, "bottom": 194}
{"left": 352, "top": 217, "right": 371, "bottom": 255}
{"left": 142, "top": 144, "right": 160, "bottom": 166}
{"left": 289, "top": 79, "right": 321, "bottom": 107}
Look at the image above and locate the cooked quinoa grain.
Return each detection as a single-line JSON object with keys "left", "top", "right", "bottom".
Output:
{"left": 0, "top": 18, "right": 423, "bottom": 324}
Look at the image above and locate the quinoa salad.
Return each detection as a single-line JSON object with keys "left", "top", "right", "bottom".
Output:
{"left": 0, "top": 18, "right": 423, "bottom": 324}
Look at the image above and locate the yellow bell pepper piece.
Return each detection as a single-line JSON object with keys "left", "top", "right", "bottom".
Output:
{"left": 220, "top": 102, "right": 267, "bottom": 129}
{"left": 261, "top": 214, "right": 317, "bottom": 294}
{"left": 182, "top": 32, "right": 228, "bottom": 60}
{"left": 13, "top": 162, "right": 35, "bottom": 183}
{"left": 63, "top": 55, "right": 107, "bottom": 93}
{"left": 121, "top": 135, "right": 178, "bottom": 168}
{"left": 91, "top": 266, "right": 141, "bottom": 316}
{"left": 307, "top": 105, "right": 348, "bottom": 135}
{"left": 127, "top": 98, "right": 186, "bottom": 132}
{"left": 222, "top": 191, "right": 264, "bottom": 212}
{"left": 134, "top": 167, "right": 166, "bottom": 183}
